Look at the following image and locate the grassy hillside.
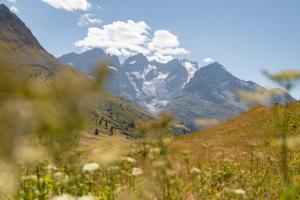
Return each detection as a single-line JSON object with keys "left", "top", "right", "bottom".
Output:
{"left": 170, "top": 101, "right": 300, "bottom": 161}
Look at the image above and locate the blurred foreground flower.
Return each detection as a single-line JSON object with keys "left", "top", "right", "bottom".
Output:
{"left": 121, "top": 157, "right": 136, "bottom": 164}
{"left": 77, "top": 195, "right": 95, "bottom": 200}
{"left": 194, "top": 118, "right": 219, "bottom": 129}
{"left": 50, "top": 194, "right": 75, "bottom": 200}
{"left": 264, "top": 70, "right": 300, "bottom": 90}
{"left": 233, "top": 189, "right": 246, "bottom": 195}
{"left": 190, "top": 167, "right": 201, "bottom": 174}
{"left": 238, "top": 87, "right": 286, "bottom": 107}
{"left": 132, "top": 168, "right": 143, "bottom": 176}
{"left": 83, "top": 163, "right": 100, "bottom": 172}
{"left": 0, "top": 163, "right": 17, "bottom": 197}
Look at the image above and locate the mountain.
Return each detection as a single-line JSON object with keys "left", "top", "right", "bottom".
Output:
{"left": 0, "top": 4, "right": 58, "bottom": 69}
{"left": 0, "top": 4, "right": 167, "bottom": 138}
{"left": 59, "top": 49, "right": 137, "bottom": 99}
{"left": 123, "top": 55, "right": 199, "bottom": 112}
{"left": 164, "top": 62, "right": 294, "bottom": 129}
{"left": 59, "top": 51, "right": 199, "bottom": 112}
{"left": 58, "top": 48, "right": 120, "bottom": 74}
{"left": 59, "top": 49, "right": 294, "bottom": 130}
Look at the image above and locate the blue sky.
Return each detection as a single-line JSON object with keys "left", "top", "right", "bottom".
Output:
{"left": 1, "top": 0, "right": 300, "bottom": 98}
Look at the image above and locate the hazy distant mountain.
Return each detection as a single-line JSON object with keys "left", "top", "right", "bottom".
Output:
{"left": 123, "top": 54, "right": 199, "bottom": 112}
{"left": 59, "top": 49, "right": 138, "bottom": 100}
{"left": 58, "top": 50, "right": 294, "bottom": 130}
{"left": 60, "top": 50, "right": 199, "bottom": 112}
{"left": 164, "top": 62, "right": 295, "bottom": 129}
{"left": 58, "top": 48, "right": 120, "bottom": 73}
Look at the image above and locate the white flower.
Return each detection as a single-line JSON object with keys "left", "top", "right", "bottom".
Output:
{"left": 77, "top": 195, "right": 94, "bottom": 200}
{"left": 50, "top": 194, "right": 75, "bottom": 200}
{"left": 132, "top": 168, "right": 143, "bottom": 176}
{"left": 166, "top": 170, "right": 177, "bottom": 177}
{"left": 47, "top": 164, "right": 57, "bottom": 171}
{"left": 53, "top": 172, "right": 64, "bottom": 179}
{"left": 108, "top": 166, "right": 120, "bottom": 171}
{"left": 21, "top": 175, "right": 37, "bottom": 180}
{"left": 82, "top": 163, "right": 100, "bottom": 172}
{"left": 149, "top": 147, "right": 161, "bottom": 154}
{"left": 121, "top": 157, "right": 136, "bottom": 164}
{"left": 152, "top": 160, "right": 166, "bottom": 168}
{"left": 234, "top": 189, "right": 246, "bottom": 195}
{"left": 190, "top": 167, "right": 201, "bottom": 174}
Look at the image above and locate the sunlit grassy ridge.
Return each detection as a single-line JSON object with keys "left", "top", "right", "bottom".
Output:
{"left": 170, "top": 101, "right": 300, "bottom": 161}
{"left": 0, "top": 57, "right": 299, "bottom": 199}
{"left": 9, "top": 101, "right": 300, "bottom": 200}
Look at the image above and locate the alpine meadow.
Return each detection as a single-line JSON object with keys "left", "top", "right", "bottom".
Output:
{"left": 0, "top": 1, "right": 300, "bottom": 199}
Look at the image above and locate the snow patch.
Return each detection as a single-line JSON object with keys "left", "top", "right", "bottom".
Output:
{"left": 183, "top": 61, "right": 198, "bottom": 85}
{"left": 108, "top": 66, "right": 118, "bottom": 71}
{"left": 144, "top": 100, "right": 170, "bottom": 113}
{"left": 129, "top": 60, "right": 136, "bottom": 65}
{"left": 131, "top": 71, "right": 143, "bottom": 80}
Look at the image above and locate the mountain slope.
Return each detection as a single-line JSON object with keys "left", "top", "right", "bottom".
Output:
{"left": 170, "top": 101, "right": 300, "bottom": 161}
{"left": 59, "top": 50, "right": 294, "bottom": 131}
{"left": 0, "top": 4, "right": 157, "bottom": 138}
{"left": 59, "top": 49, "right": 138, "bottom": 102}
{"left": 0, "top": 4, "right": 59, "bottom": 69}
{"left": 123, "top": 56, "right": 199, "bottom": 112}
{"left": 164, "top": 62, "right": 295, "bottom": 129}
{"left": 59, "top": 50, "right": 199, "bottom": 113}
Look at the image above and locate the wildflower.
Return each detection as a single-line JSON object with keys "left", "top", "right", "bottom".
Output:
{"left": 50, "top": 194, "right": 75, "bottom": 200}
{"left": 234, "top": 189, "right": 246, "bottom": 195}
{"left": 53, "top": 172, "right": 64, "bottom": 179}
{"left": 166, "top": 170, "right": 177, "bottom": 177}
{"left": 152, "top": 160, "right": 166, "bottom": 168}
{"left": 47, "top": 164, "right": 57, "bottom": 171}
{"left": 190, "top": 167, "right": 201, "bottom": 174}
{"left": 77, "top": 195, "right": 94, "bottom": 200}
{"left": 108, "top": 166, "right": 120, "bottom": 171}
{"left": 121, "top": 157, "right": 136, "bottom": 164}
{"left": 21, "top": 175, "right": 37, "bottom": 180}
{"left": 83, "top": 163, "right": 100, "bottom": 172}
{"left": 149, "top": 147, "right": 160, "bottom": 154}
{"left": 132, "top": 168, "right": 143, "bottom": 176}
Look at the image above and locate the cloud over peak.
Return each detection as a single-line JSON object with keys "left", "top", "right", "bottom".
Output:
{"left": 10, "top": 6, "right": 19, "bottom": 13}
{"left": 203, "top": 57, "right": 215, "bottom": 64}
{"left": 75, "top": 20, "right": 189, "bottom": 62}
{"left": 8, "top": 0, "right": 17, "bottom": 3}
{"left": 75, "top": 20, "right": 150, "bottom": 57}
{"left": 41, "top": 0, "right": 91, "bottom": 12}
{"left": 78, "top": 13, "right": 102, "bottom": 26}
{"left": 148, "top": 30, "right": 189, "bottom": 62}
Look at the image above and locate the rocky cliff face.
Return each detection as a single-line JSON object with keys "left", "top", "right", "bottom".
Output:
{"left": 58, "top": 52, "right": 295, "bottom": 130}
{"left": 164, "top": 62, "right": 295, "bottom": 129}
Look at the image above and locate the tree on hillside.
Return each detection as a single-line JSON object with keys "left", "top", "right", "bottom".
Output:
{"left": 110, "top": 126, "right": 114, "bottom": 135}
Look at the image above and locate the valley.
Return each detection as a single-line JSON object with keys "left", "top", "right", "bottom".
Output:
{"left": 0, "top": 2, "right": 299, "bottom": 200}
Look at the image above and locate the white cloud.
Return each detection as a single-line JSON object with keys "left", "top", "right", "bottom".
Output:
{"left": 148, "top": 30, "right": 189, "bottom": 62}
{"left": 10, "top": 6, "right": 18, "bottom": 13}
{"left": 75, "top": 21, "right": 190, "bottom": 62}
{"left": 75, "top": 20, "right": 151, "bottom": 56}
{"left": 78, "top": 13, "right": 102, "bottom": 26}
{"left": 8, "top": 0, "right": 17, "bottom": 3}
{"left": 203, "top": 57, "right": 215, "bottom": 64}
{"left": 95, "top": 5, "right": 103, "bottom": 10}
{"left": 41, "top": 0, "right": 91, "bottom": 12}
